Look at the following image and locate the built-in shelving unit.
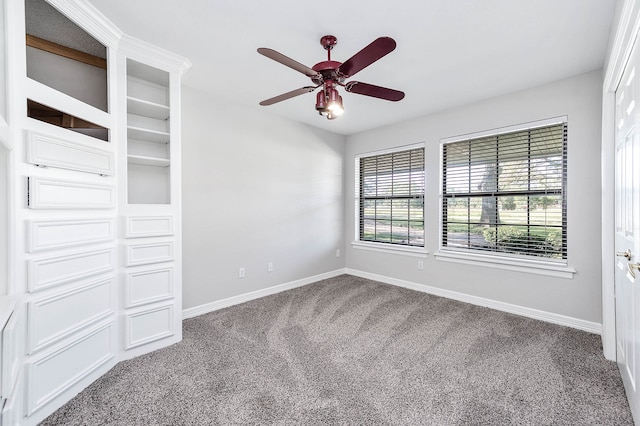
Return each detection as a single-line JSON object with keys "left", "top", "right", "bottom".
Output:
{"left": 121, "top": 48, "right": 186, "bottom": 363}
{"left": 4, "top": 0, "right": 189, "bottom": 424}
{"left": 13, "top": 2, "right": 124, "bottom": 424}
{"left": 126, "top": 60, "right": 171, "bottom": 204}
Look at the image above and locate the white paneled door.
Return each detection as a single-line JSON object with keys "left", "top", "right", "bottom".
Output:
{"left": 615, "top": 29, "right": 640, "bottom": 423}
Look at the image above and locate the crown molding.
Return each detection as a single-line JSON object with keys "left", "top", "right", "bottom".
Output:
{"left": 119, "top": 35, "right": 192, "bottom": 76}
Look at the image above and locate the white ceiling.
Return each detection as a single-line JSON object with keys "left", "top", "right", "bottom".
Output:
{"left": 87, "top": 0, "right": 616, "bottom": 136}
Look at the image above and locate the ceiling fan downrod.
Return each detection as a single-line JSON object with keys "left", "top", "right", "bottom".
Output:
{"left": 320, "top": 35, "right": 337, "bottom": 61}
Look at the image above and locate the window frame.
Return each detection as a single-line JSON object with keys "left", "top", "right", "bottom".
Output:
{"left": 352, "top": 143, "right": 428, "bottom": 257}
{"left": 435, "top": 117, "right": 575, "bottom": 278}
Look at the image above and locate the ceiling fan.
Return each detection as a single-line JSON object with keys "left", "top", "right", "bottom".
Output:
{"left": 257, "top": 35, "right": 405, "bottom": 120}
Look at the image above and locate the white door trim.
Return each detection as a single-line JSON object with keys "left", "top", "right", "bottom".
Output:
{"left": 602, "top": 0, "right": 640, "bottom": 361}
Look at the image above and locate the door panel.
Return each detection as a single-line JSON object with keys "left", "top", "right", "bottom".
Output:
{"left": 615, "top": 32, "right": 640, "bottom": 422}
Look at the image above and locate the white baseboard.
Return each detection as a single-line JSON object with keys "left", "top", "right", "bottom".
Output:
{"left": 345, "top": 268, "right": 602, "bottom": 335}
{"left": 182, "top": 269, "right": 346, "bottom": 320}
{"left": 182, "top": 268, "right": 602, "bottom": 335}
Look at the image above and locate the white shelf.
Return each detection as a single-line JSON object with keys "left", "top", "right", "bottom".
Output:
{"left": 126, "top": 59, "right": 172, "bottom": 206}
{"left": 127, "top": 154, "right": 170, "bottom": 167}
{"left": 127, "top": 126, "right": 169, "bottom": 144}
{"left": 127, "top": 96, "right": 169, "bottom": 120}
{"left": 127, "top": 61, "right": 169, "bottom": 86}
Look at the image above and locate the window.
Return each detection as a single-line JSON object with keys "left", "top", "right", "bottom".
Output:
{"left": 356, "top": 145, "right": 425, "bottom": 248}
{"left": 441, "top": 121, "right": 567, "bottom": 260}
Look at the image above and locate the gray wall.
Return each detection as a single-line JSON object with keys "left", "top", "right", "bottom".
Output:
{"left": 344, "top": 70, "right": 604, "bottom": 323}
{"left": 181, "top": 87, "right": 346, "bottom": 309}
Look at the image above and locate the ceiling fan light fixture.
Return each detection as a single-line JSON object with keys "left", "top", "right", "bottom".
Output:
{"left": 328, "top": 94, "right": 344, "bottom": 117}
{"left": 315, "top": 90, "right": 329, "bottom": 115}
{"left": 323, "top": 85, "right": 344, "bottom": 119}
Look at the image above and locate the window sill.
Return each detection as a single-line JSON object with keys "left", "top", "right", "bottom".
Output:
{"left": 351, "top": 241, "right": 429, "bottom": 258}
{"left": 434, "top": 250, "right": 576, "bottom": 279}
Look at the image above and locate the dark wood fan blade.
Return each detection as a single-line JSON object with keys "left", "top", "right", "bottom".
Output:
{"left": 257, "top": 48, "right": 319, "bottom": 78}
{"left": 259, "top": 86, "right": 318, "bottom": 106}
{"left": 338, "top": 37, "right": 397, "bottom": 78}
{"left": 345, "top": 81, "right": 405, "bottom": 101}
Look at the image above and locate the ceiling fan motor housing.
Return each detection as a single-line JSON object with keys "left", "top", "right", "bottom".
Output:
{"left": 311, "top": 61, "right": 344, "bottom": 85}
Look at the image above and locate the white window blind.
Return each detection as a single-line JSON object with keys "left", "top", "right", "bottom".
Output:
{"left": 442, "top": 122, "right": 567, "bottom": 259}
{"left": 358, "top": 147, "right": 425, "bottom": 246}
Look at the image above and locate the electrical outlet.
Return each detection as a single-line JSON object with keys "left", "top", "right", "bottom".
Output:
{"left": 239, "top": 267, "right": 245, "bottom": 278}
{"left": 417, "top": 261, "right": 424, "bottom": 270}
{"left": 267, "top": 262, "right": 273, "bottom": 272}
{"left": 336, "top": 249, "right": 341, "bottom": 258}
